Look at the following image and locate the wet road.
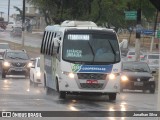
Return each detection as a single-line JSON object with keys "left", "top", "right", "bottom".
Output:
{"left": 0, "top": 31, "right": 42, "bottom": 48}
{"left": 0, "top": 76, "right": 158, "bottom": 120}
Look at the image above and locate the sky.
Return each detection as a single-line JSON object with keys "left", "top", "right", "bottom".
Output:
{"left": 0, "top": 0, "right": 22, "bottom": 21}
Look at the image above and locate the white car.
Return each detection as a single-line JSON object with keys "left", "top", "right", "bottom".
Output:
{"left": 126, "top": 50, "right": 144, "bottom": 61}
{"left": 141, "top": 53, "right": 159, "bottom": 71}
{"left": 6, "top": 22, "right": 15, "bottom": 31}
{"left": 0, "top": 43, "right": 10, "bottom": 56}
{"left": 30, "top": 57, "right": 41, "bottom": 87}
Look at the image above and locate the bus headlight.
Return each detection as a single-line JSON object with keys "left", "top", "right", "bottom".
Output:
{"left": 62, "top": 71, "right": 75, "bottom": 79}
{"left": 108, "top": 73, "right": 116, "bottom": 80}
{"left": 121, "top": 75, "right": 128, "bottom": 82}
{"left": 3, "top": 61, "right": 10, "bottom": 67}
{"left": 68, "top": 73, "right": 74, "bottom": 78}
{"left": 27, "top": 62, "right": 33, "bottom": 67}
{"left": 36, "top": 72, "right": 41, "bottom": 77}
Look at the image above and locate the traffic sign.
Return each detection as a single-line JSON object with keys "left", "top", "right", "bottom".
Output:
{"left": 142, "top": 29, "right": 154, "bottom": 35}
{"left": 157, "top": 30, "right": 160, "bottom": 38}
{"left": 125, "top": 11, "right": 137, "bottom": 20}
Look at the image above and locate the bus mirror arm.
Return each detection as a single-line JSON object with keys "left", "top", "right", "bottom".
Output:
{"left": 53, "top": 38, "right": 60, "bottom": 47}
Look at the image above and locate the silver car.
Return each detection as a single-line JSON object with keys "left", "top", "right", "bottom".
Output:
{"left": 141, "top": 53, "right": 159, "bottom": 71}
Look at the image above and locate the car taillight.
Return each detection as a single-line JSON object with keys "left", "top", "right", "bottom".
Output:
{"left": 140, "top": 56, "right": 144, "bottom": 58}
{"left": 128, "top": 56, "right": 132, "bottom": 58}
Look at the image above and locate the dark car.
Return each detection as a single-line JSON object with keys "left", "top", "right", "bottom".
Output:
{"left": 120, "top": 61, "right": 156, "bottom": 93}
{"left": 0, "top": 50, "right": 33, "bottom": 78}
{"left": 10, "top": 27, "right": 22, "bottom": 37}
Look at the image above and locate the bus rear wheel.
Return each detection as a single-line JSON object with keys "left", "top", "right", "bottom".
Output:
{"left": 108, "top": 93, "right": 116, "bottom": 101}
{"left": 59, "top": 92, "right": 66, "bottom": 99}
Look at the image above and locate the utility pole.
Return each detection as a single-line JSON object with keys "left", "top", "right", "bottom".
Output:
{"left": 0, "top": 12, "right": 4, "bottom": 17}
{"left": 8, "top": 0, "right": 10, "bottom": 23}
{"left": 135, "top": 8, "right": 141, "bottom": 61}
{"left": 22, "top": 0, "right": 25, "bottom": 47}
{"left": 150, "top": 10, "right": 159, "bottom": 52}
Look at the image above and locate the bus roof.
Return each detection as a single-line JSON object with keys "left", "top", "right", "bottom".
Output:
{"left": 45, "top": 20, "right": 115, "bottom": 33}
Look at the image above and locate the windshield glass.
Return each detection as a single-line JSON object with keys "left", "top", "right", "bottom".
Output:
{"left": 62, "top": 31, "right": 120, "bottom": 64}
{"left": 0, "top": 44, "right": 10, "bottom": 49}
{"left": 148, "top": 55, "right": 159, "bottom": 59}
{"left": 6, "top": 52, "right": 29, "bottom": 60}
{"left": 122, "top": 62, "right": 150, "bottom": 72}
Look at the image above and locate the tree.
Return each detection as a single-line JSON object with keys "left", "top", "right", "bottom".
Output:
{"left": 27, "top": 0, "right": 156, "bottom": 28}
{"left": 13, "top": 6, "right": 23, "bottom": 20}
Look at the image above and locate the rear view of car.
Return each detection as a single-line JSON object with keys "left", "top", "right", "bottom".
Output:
{"left": 127, "top": 51, "right": 144, "bottom": 61}
{"left": 10, "top": 27, "right": 22, "bottom": 37}
{"left": 141, "top": 53, "right": 159, "bottom": 71}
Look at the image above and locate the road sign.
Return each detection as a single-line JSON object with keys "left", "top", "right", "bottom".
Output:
{"left": 157, "top": 30, "right": 160, "bottom": 38}
{"left": 125, "top": 11, "right": 137, "bottom": 20}
{"left": 143, "top": 29, "right": 154, "bottom": 35}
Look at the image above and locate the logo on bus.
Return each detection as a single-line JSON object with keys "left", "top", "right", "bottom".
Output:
{"left": 72, "top": 64, "right": 81, "bottom": 72}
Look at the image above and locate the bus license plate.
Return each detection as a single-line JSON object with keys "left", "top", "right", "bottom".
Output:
{"left": 134, "top": 82, "right": 143, "bottom": 86}
{"left": 86, "top": 80, "right": 98, "bottom": 84}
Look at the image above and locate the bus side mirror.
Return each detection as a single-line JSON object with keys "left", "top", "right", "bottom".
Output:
{"left": 119, "top": 39, "right": 128, "bottom": 49}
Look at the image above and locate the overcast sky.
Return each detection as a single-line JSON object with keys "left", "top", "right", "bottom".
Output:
{"left": 0, "top": 0, "right": 22, "bottom": 21}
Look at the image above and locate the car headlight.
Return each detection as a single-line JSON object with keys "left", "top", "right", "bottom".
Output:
{"left": 149, "top": 77, "right": 154, "bottom": 81}
{"left": 108, "top": 73, "right": 116, "bottom": 80}
{"left": 3, "top": 61, "right": 10, "bottom": 67}
{"left": 27, "top": 62, "right": 33, "bottom": 67}
{"left": 36, "top": 72, "right": 41, "bottom": 77}
{"left": 62, "top": 71, "right": 75, "bottom": 79}
{"left": 121, "top": 75, "right": 128, "bottom": 82}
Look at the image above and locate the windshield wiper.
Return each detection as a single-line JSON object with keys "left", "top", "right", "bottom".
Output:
{"left": 134, "top": 68, "right": 148, "bottom": 72}
{"left": 8, "top": 56, "right": 27, "bottom": 60}
{"left": 123, "top": 68, "right": 133, "bottom": 71}
{"left": 87, "top": 41, "right": 95, "bottom": 64}
{"left": 108, "top": 40, "right": 116, "bottom": 62}
{"left": 7, "top": 56, "right": 16, "bottom": 59}
{"left": 16, "top": 57, "right": 28, "bottom": 60}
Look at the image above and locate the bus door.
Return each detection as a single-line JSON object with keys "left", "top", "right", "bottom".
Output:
{"left": 44, "top": 55, "right": 54, "bottom": 88}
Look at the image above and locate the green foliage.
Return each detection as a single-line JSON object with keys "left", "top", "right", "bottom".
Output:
{"left": 27, "top": 0, "right": 156, "bottom": 28}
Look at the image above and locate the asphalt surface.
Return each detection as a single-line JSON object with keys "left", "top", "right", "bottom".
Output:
{"left": 0, "top": 77, "right": 158, "bottom": 120}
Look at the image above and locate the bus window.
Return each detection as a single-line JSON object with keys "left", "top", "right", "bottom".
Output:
{"left": 42, "top": 32, "right": 49, "bottom": 54}
{"left": 50, "top": 32, "right": 57, "bottom": 56}
{"left": 40, "top": 31, "right": 46, "bottom": 54}
{"left": 46, "top": 32, "right": 52, "bottom": 55}
{"left": 48, "top": 32, "right": 54, "bottom": 55}
{"left": 44, "top": 32, "right": 51, "bottom": 54}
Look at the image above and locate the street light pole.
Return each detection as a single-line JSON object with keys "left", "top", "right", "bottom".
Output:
{"left": 8, "top": 0, "right": 10, "bottom": 23}
{"left": 0, "top": 12, "right": 4, "bottom": 17}
{"left": 22, "top": 0, "right": 25, "bottom": 47}
{"left": 135, "top": 8, "right": 141, "bottom": 61}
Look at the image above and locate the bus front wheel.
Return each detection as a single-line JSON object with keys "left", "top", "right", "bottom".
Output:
{"left": 59, "top": 92, "right": 66, "bottom": 99}
{"left": 108, "top": 93, "right": 116, "bottom": 101}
